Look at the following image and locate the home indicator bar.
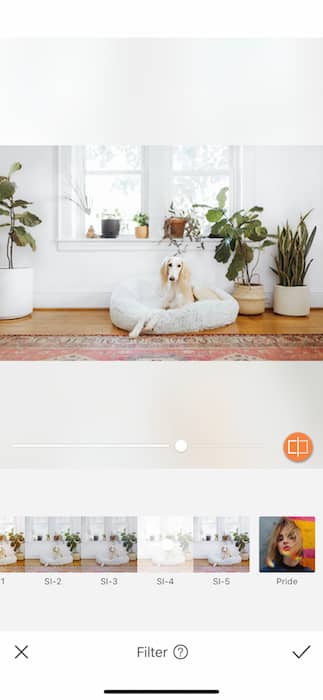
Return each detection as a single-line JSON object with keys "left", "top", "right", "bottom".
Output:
{"left": 104, "top": 692, "right": 220, "bottom": 695}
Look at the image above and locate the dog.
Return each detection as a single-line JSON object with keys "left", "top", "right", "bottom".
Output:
{"left": 160, "top": 256, "right": 194, "bottom": 309}
{"left": 129, "top": 256, "right": 194, "bottom": 338}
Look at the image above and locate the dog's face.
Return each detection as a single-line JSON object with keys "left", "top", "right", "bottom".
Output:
{"left": 161, "top": 256, "right": 185, "bottom": 283}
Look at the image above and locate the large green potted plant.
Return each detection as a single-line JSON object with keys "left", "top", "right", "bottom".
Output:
{"left": 195, "top": 187, "right": 275, "bottom": 314}
{"left": 64, "top": 531, "right": 81, "bottom": 561}
{"left": 8, "top": 530, "right": 25, "bottom": 561}
{"left": 271, "top": 212, "right": 316, "bottom": 316}
{"left": 120, "top": 529, "right": 137, "bottom": 561}
{"left": 0, "top": 162, "right": 41, "bottom": 319}
{"left": 177, "top": 531, "right": 193, "bottom": 560}
{"left": 232, "top": 530, "right": 250, "bottom": 561}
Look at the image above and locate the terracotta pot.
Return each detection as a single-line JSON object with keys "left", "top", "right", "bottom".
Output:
{"left": 135, "top": 225, "right": 149, "bottom": 239}
{"left": 273, "top": 285, "right": 310, "bottom": 316}
{"left": 233, "top": 283, "right": 265, "bottom": 315}
{"left": 165, "top": 217, "right": 188, "bottom": 238}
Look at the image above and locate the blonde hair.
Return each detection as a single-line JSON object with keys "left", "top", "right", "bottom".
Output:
{"left": 267, "top": 518, "right": 303, "bottom": 567}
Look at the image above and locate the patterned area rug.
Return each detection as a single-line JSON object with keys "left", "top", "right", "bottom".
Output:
{"left": 0, "top": 333, "right": 323, "bottom": 360}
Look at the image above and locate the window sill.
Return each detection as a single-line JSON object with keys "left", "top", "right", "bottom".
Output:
{"left": 57, "top": 238, "right": 170, "bottom": 252}
{"left": 57, "top": 238, "right": 214, "bottom": 253}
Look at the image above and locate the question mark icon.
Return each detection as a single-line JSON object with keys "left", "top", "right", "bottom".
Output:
{"left": 173, "top": 644, "right": 189, "bottom": 660}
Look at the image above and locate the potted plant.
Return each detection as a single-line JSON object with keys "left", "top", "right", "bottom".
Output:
{"left": 64, "top": 531, "right": 81, "bottom": 561}
{"left": 195, "top": 187, "right": 275, "bottom": 314}
{"left": 120, "top": 529, "right": 137, "bottom": 561}
{"left": 8, "top": 530, "right": 25, "bottom": 561}
{"left": 271, "top": 212, "right": 316, "bottom": 316}
{"left": 101, "top": 209, "right": 121, "bottom": 238}
{"left": 0, "top": 162, "right": 42, "bottom": 319}
{"left": 177, "top": 531, "right": 193, "bottom": 560}
{"left": 232, "top": 530, "right": 250, "bottom": 561}
{"left": 163, "top": 202, "right": 188, "bottom": 239}
{"left": 133, "top": 212, "right": 149, "bottom": 239}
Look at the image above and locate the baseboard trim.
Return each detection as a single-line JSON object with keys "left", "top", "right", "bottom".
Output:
{"left": 34, "top": 290, "right": 323, "bottom": 309}
{"left": 34, "top": 292, "right": 112, "bottom": 308}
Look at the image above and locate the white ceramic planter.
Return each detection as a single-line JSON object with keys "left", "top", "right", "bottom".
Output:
{"left": 0, "top": 268, "right": 33, "bottom": 319}
{"left": 273, "top": 285, "right": 310, "bottom": 316}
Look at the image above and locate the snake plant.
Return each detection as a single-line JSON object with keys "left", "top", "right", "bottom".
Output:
{"left": 271, "top": 211, "right": 316, "bottom": 286}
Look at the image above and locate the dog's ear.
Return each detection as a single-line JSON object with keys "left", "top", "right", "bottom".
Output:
{"left": 160, "top": 258, "right": 169, "bottom": 285}
{"left": 180, "top": 261, "right": 191, "bottom": 284}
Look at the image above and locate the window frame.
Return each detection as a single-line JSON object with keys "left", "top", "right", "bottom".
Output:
{"left": 57, "top": 145, "right": 242, "bottom": 251}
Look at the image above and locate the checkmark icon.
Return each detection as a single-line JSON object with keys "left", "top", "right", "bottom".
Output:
{"left": 292, "top": 645, "right": 311, "bottom": 659}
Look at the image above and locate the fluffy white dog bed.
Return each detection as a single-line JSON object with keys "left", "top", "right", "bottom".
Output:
{"left": 151, "top": 539, "right": 186, "bottom": 566}
{"left": 40, "top": 544, "right": 73, "bottom": 567}
{"left": 208, "top": 543, "right": 242, "bottom": 567}
{"left": 0, "top": 543, "right": 17, "bottom": 565}
{"left": 96, "top": 545, "right": 129, "bottom": 567}
{"left": 110, "top": 277, "right": 239, "bottom": 335}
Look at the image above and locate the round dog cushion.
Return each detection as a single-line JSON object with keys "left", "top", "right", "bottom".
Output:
{"left": 96, "top": 553, "right": 129, "bottom": 567}
{"left": 110, "top": 277, "right": 239, "bottom": 334}
{"left": 0, "top": 543, "right": 17, "bottom": 565}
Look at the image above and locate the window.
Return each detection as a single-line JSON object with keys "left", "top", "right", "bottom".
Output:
{"left": 28, "top": 517, "right": 81, "bottom": 541}
{"left": 171, "top": 145, "right": 232, "bottom": 213}
{"left": 83, "top": 517, "right": 136, "bottom": 541}
{"left": 84, "top": 145, "right": 143, "bottom": 235}
{"left": 194, "top": 517, "right": 249, "bottom": 541}
{"left": 0, "top": 516, "right": 24, "bottom": 535}
{"left": 58, "top": 145, "right": 239, "bottom": 244}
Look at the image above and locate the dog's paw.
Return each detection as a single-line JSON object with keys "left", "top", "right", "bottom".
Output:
{"left": 129, "top": 329, "right": 139, "bottom": 339}
{"left": 144, "top": 313, "right": 160, "bottom": 332}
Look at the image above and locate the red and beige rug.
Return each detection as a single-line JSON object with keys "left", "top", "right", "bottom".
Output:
{"left": 0, "top": 333, "right": 322, "bottom": 360}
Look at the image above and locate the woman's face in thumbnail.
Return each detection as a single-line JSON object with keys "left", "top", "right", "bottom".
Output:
{"left": 277, "top": 525, "right": 301, "bottom": 560}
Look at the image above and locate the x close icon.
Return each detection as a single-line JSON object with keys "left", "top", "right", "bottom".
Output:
{"left": 14, "top": 645, "right": 29, "bottom": 660}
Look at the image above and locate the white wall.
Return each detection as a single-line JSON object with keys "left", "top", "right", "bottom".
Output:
{"left": 0, "top": 145, "right": 322, "bottom": 307}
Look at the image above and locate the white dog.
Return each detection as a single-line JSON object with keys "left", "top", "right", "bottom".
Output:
{"left": 129, "top": 256, "right": 194, "bottom": 338}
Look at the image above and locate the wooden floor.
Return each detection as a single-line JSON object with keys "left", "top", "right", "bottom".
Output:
{"left": 139, "top": 559, "right": 193, "bottom": 573}
{"left": 25, "top": 558, "right": 137, "bottom": 573}
{"left": 194, "top": 558, "right": 249, "bottom": 573}
{"left": 0, "top": 560, "right": 25, "bottom": 572}
{"left": 0, "top": 308, "right": 322, "bottom": 335}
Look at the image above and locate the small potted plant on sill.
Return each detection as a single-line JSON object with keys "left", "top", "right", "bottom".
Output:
{"left": 101, "top": 209, "right": 121, "bottom": 238}
{"left": 64, "top": 531, "right": 81, "bottom": 561}
{"left": 120, "top": 529, "right": 137, "bottom": 561}
{"left": 232, "top": 530, "right": 250, "bottom": 561}
{"left": 196, "top": 187, "right": 275, "bottom": 315}
{"left": 8, "top": 530, "right": 25, "bottom": 561}
{"left": 163, "top": 202, "right": 189, "bottom": 239}
{"left": 0, "top": 162, "right": 42, "bottom": 319}
{"left": 133, "top": 212, "right": 149, "bottom": 239}
{"left": 271, "top": 211, "right": 316, "bottom": 316}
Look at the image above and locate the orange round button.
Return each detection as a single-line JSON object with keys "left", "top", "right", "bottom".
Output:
{"left": 283, "top": 432, "right": 313, "bottom": 462}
